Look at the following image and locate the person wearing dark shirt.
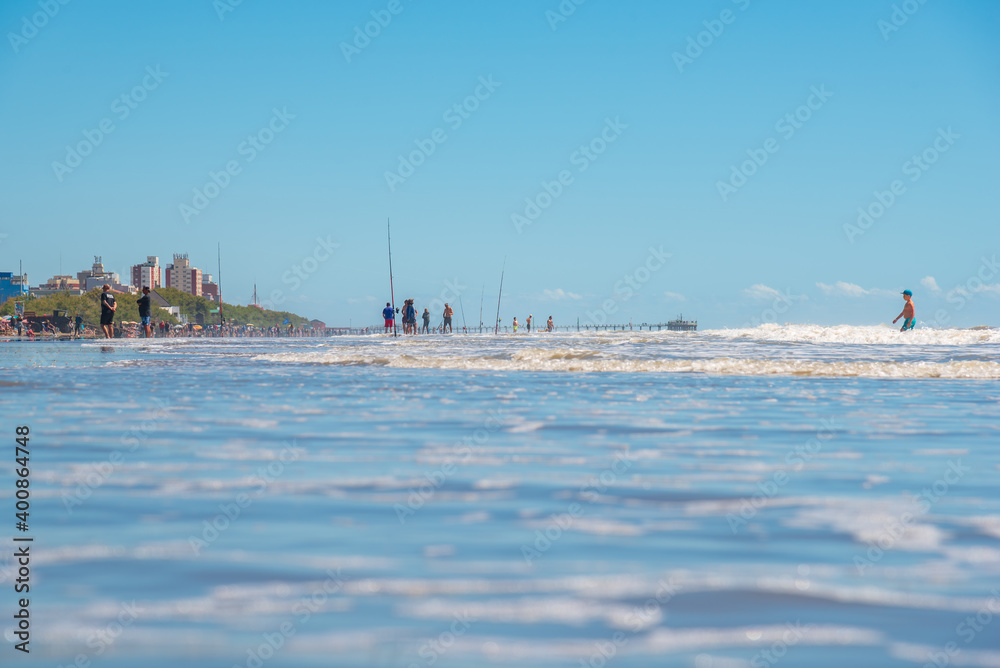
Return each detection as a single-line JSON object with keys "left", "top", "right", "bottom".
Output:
{"left": 137, "top": 286, "right": 153, "bottom": 338}
{"left": 421, "top": 308, "right": 430, "bottom": 334}
{"left": 100, "top": 284, "right": 117, "bottom": 339}
{"left": 403, "top": 299, "right": 416, "bottom": 335}
{"left": 74, "top": 314, "right": 83, "bottom": 338}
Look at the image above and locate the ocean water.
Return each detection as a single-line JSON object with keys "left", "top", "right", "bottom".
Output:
{"left": 1, "top": 325, "right": 999, "bottom": 668}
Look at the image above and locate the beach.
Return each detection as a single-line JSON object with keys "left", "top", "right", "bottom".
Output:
{"left": 2, "top": 325, "right": 999, "bottom": 667}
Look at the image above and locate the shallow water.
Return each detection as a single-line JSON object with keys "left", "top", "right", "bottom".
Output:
{"left": 1, "top": 326, "right": 998, "bottom": 667}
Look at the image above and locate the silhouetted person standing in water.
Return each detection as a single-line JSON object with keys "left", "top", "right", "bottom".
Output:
{"left": 137, "top": 286, "right": 153, "bottom": 338}
{"left": 100, "top": 284, "right": 117, "bottom": 339}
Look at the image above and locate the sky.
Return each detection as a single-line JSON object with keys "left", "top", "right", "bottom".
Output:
{"left": 1, "top": 0, "right": 998, "bottom": 329}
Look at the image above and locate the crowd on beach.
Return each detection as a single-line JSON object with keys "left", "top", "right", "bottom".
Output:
{"left": 0, "top": 317, "right": 329, "bottom": 340}
{"left": 384, "top": 300, "right": 554, "bottom": 335}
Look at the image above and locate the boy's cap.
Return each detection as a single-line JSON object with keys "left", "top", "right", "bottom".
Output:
{"left": 902, "top": 289, "right": 912, "bottom": 296}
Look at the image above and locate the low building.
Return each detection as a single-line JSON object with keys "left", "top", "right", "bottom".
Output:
{"left": 202, "top": 273, "right": 219, "bottom": 301}
{"left": 77, "top": 256, "right": 133, "bottom": 293}
{"left": 29, "top": 275, "right": 84, "bottom": 298}
{"left": 0, "top": 272, "right": 28, "bottom": 305}
{"left": 149, "top": 289, "right": 184, "bottom": 322}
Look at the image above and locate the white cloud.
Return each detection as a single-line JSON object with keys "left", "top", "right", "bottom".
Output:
{"left": 920, "top": 276, "right": 941, "bottom": 293}
{"left": 541, "top": 288, "right": 582, "bottom": 301}
{"left": 663, "top": 291, "right": 686, "bottom": 301}
{"left": 816, "top": 282, "right": 897, "bottom": 298}
{"left": 744, "top": 284, "right": 783, "bottom": 300}
{"left": 347, "top": 296, "right": 377, "bottom": 304}
{"left": 816, "top": 281, "right": 868, "bottom": 297}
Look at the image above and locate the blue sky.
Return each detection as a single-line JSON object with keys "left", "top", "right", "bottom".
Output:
{"left": 1, "top": 0, "right": 997, "bottom": 328}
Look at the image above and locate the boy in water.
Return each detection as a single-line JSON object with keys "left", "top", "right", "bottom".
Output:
{"left": 892, "top": 289, "right": 915, "bottom": 331}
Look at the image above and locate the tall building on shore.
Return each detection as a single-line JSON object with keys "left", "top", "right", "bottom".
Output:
{"left": 166, "top": 253, "right": 202, "bottom": 297}
{"left": 131, "top": 256, "right": 162, "bottom": 290}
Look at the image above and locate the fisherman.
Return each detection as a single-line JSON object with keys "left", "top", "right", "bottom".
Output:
{"left": 383, "top": 302, "right": 395, "bottom": 333}
{"left": 100, "top": 284, "right": 117, "bottom": 339}
{"left": 74, "top": 314, "right": 83, "bottom": 338}
{"left": 421, "top": 308, "right": 430, "bottom": 334}
{"left": 892, "top": 289, "right": 916, "bottom": 332}
{"left": 443, "top": 303, "right": 454, "bottom": 333}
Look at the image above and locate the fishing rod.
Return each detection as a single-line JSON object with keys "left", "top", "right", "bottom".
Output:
{"left": 387, "top": 218, "right": 397, "bottom": 337}
{"left": 217, "top": 243, "right": 224, "bottom": 336}
{"left": 478, "top": 283, "right": 484, "bottom": 333}
{"left": 494, "top": 257, "right": 506, "bottom": 335}
{"left": 458, "top": 295, "right": 467, "bottom": 332}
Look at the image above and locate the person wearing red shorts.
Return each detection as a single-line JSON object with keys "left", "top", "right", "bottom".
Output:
{"left": 383, "top": 303, "right": 395, "bottom": 333}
